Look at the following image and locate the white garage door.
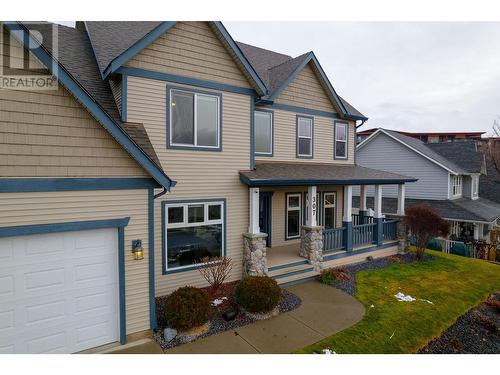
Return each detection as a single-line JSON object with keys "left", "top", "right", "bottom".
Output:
{"left": 0, "top": 228, "right": 119, "bottom": 353}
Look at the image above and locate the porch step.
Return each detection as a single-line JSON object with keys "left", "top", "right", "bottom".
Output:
{"left": 268, "top": 262, "right": 314, "bottom": 279}
{"left": 275, "top": 269, "right": 318, "bottom": 286}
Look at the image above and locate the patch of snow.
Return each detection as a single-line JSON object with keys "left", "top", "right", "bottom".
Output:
{"left": 211, "top": 297, "right": 228, "bottom": 306}
{"left": 370, "top": 304, "right": 375, "bottom": 308}
{"left": 321, "top": 348, "right": 336, "bottom": 354}
{"left": 389, "top": 331, "right": 395, "bottom": 340}
{"left": 420, "top": 298, "right": 434, "bottom": 304}
{"left": 394, "top": 292, "right": 416, "bottom": 302}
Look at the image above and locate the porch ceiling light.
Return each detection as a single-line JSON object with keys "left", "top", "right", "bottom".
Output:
{"left": 132, "top": 240, "right": 144, "bottom": 260}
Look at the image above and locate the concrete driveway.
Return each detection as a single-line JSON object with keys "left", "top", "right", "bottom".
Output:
{"left": 108, "top": 281, "right": 365, "bottom": 354}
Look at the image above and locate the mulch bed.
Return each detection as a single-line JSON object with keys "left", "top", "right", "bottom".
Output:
{"left": 154, "top": 283, "right": 302, "bottom": 350}
{"left": 327, "top": 252, "right": 434, "bottom": 296}
{"left": 418, "top": 293, "right": 500, "bottom": 354}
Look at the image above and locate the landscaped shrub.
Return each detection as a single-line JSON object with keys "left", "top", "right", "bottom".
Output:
{"left": 387, "top": 255, "right": 401, "bottom": 263}
{"left": 450, "top": 242, "right": 469, "bottom": 257}
{"left": 196, "top": 256, "right": 232, "bottom": 295}
{"left": 158, "top": 286, "right": 211, "bottom": 331}
{"left": 427, "top": 238, "right": 442, "bottom": 251}
{"left": 485, "top": 297, "right": 500, "bottom": 313}
{"left": 318, "top": 267, "right": 351, "bottom": 284}
{"left": 235, "top": 276, "right": 281, "bottom": 313}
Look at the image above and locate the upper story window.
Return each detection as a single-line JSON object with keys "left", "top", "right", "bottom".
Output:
{"left": 334, "top": 122, "right": 348, "bottom": 159}
{"left": 254, "top": 110, "right": 273, "bottom": 155}
{"left": 168, "top": 87, "right": 221, "bottom": 151}
{"left": 451, "top": 175, "right": 462, "bottom": 197}
{"left": 472, "top": 175, "right": 479, "bottom": 198}
{"left": 297, "top": 116, "right": 313, "bottom": 158}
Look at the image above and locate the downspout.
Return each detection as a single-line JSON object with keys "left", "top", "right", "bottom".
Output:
{"left": 154, "top": 187, "right": 167, "bottom": 199}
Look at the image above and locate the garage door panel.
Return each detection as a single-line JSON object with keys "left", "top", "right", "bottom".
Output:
{"left": 0, "top": 228, "right": 119, "bottom": 353}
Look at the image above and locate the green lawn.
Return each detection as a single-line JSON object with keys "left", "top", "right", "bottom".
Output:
{"left": 296, "top": 250, "right": 500, "bottom": 354}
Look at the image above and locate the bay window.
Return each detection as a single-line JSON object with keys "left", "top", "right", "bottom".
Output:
{"left": 297, "top": 116, "right": 313, "bottom": 158}
{"left": 334, "top": 122, "right": 348, "bottom": 159}
{"left": 286, "top": 193, "right": 302, "bottom": 239}
{"left": 169, "top": 87, "right": 221, "bottom": 150}
{"left": 164, "top": 200, "right": 224, "bottom": 271}
{"left": 254, "top": 110, "right": 273, "bottom": 155}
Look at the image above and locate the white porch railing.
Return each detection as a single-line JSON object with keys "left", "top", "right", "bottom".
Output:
{"left": 436, "top": 238, "right": 475, "bottom": 257}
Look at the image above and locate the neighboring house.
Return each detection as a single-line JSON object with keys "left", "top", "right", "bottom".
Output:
{"left": 355, "top": 128, "right": 500, "bottom": 243}
{"left": 356, "top": 128, "right": 486, "bottom": 144}
{"left": 0, "top": 21, "right": 415, "bottom": 353}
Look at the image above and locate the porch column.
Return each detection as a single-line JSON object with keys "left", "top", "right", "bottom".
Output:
{"left": 359, "top": 185, "right": 367, "bottom": 224}
{"left": 473, "top": 223, "right": 481, "bottom": 240}
{"left": 301, "top": 185, "right": 323, "bottom": 272}
{"left": 343, "top": 185, "right": 353, "bottom": 252}
{"left": 374, "top": 184, "right": 383, "bottom": 246}
{"left": 243, "top": 187, "right": 268, "bottom": 276}
{"left": 397, "top": 184, "right": 405, "bottom": 216}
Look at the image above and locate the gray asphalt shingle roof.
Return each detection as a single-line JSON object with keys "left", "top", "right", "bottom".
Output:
{"left": 353, "top": 196, "right": 500, "bottom": 223}
{"left": 426, "top": 141, "right": 484, "bottom": 174}
{"left": 240, "top": 162, "right": 417, "bottom": 187}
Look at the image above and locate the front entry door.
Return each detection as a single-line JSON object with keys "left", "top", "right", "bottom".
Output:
{"left": 259, "top": 193, "right": 272, "bottom": 247}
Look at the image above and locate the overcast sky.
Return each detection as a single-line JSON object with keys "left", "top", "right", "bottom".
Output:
{"left": 57, "top": 21, "right": 500, "bottom": 135}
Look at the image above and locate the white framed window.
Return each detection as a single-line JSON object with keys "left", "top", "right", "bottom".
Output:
{"left": 323, "top": 192, "right": 336, "bottom": 230}
{"left": 254, "top": 111, "right": 273, "bottom": 155}
{"left": 334, "top": 122, "right": 348, "bottom": 159}
{"left": 169, "top": 88, "right": 221, "bottom": 150}
{"left": 297, "top": 116, "right": 313, "bottom": 158}
{"left": 472, "top": 175, "right": 479, "bottom": 198}
{"left": 451, "top": 175, "right": 462, "bottom": 197}
{"left": 286, "top": 193, "right": 302, "bottom": 239}
{"left": 164, "top": 200, "right": 224, "bottom": 271}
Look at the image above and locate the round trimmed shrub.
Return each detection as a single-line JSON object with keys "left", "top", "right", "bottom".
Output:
{"left": 450, "top": 242, "right": 470, "bottom": 257}
{"left": 162, "top": 286, "right": 211, "bottom": 331}
{"left": 235, "top": 276, "right": 281, "bottom": 313}
{"left": 427, "top": 238, "right": 442, "bottom": 251}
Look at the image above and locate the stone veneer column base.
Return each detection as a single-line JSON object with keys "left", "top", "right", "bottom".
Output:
{"left": 386, "top": 214, "right": 408, "bottom": 254}
{"left": 300, "top": 225, "right": 324, "bottom": 272}
{"left": 243, "top": 233, "right": 268, "bottom": 276}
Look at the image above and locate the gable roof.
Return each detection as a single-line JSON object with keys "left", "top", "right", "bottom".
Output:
{"left": 7, "top": 21, "right": 174, "bottom": 190}
{"left": 357, "top": 128, "right": 468, "bottom": 175}
{"left": 84, "top": 21, "right": 268, "bottom": 96}
{"left": 236, "top": 42, "right": 366, "bottom": 121}
{"left": 426, "top": 141, "right": 485, "bottom": 174}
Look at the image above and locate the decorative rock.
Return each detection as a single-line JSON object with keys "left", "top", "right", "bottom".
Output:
{"left": 243, "top": 233, "right": 268, "bottom": 276}
{"left": 300, "top": 225, "right": 324, "bottom": 272}
{"left": 163, "top": 328, "right": 177, "bottom": 342}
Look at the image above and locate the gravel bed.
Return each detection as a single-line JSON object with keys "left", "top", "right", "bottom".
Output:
{"left": 328, "top": 253, "right": 434, "bottom": 296}
{"left": 154, "top": 288, "right": 301, "bottom": 350}
{"left": 418, "top": 293, "right": 500, "bottom": 354}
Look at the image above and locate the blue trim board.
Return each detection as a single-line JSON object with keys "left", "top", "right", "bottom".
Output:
{"left": 334, "top": 121, "right": 349, "bottom": 160}
{"left": 0, "top": 217, "right": 130, "bottom": 345}
{"left": 253, "top": 108, "right": 274, "bottom": 158}
{"left": 322, "top": 241, "right": 398, "bottom": 262}
{"left": 103, "top": 22, "right": 177, "bottom": 78}
{"left": 343, "top": 221, "right": 353, "bottom": 252}
{"left": 0, "top": 178, "right": 160, "bottom": 193}
{"left": 161, "top": 198, "right": 227, "bottom": 275}
{"left": 121, "top": 74, "right": 127, "bottom": 122}
{"left": 148, "top": 188, "right": 157, "bottom": 330}
{"left": 296, "top": 115, "right": 314, "bottom": 159}
{"left": 118, "top": 66, "right": 257, "bottom": 97}
{"left": 259, "top": 103, "right": 340, "bottom": 119}
{"left": 4, "top": 23, "right": 174, "bottom": 191}
{"left": 374, "top": 217, "right": 384, "bottom": 246}
{"left": 166, "top": 85, "right": 223, "bottom": 152}
{"left": 250, "top": 97, "right": 255, "bottom": 169}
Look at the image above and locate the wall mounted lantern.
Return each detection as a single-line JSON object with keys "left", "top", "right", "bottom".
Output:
{"left": 132, "top": 240, "right": 144, "bottom": 260}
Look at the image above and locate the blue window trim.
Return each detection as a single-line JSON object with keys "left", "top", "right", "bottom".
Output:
{"left": 103, "top": 22, "right": 267, "bottom": 96}
{"left": 0, "top": 178, "right": 161, "bottom": 193}
{"left": 166, "top": 85, "right": 223, "bottom": 152}
{"left": 334, "top": 120, "right": 349, "bottom": 160}
{"left": 161, "top": 198, "right": 227, "bottom": 275}
{"left": 148, "top": 188, "right": 157, "bottom": 330}
{"left": 0, "top": 217, "right": 130, "bottom": 345}
{"left": 296, "top": 115, "right": 314, "bottom": 159}
{"left": 254, "top": 109, "right": 274, "bottom": 157}
{"left": 285, "top": 192, "right": 302, "bottom": 240}
{"left": 121, "top": 74, "right": 127, "bottom": 122}
{"left": 118, "top": 67, "right": 258, "bottom": 97}
{"left": 3, "top": 22, "right": 174, "bottom": 191}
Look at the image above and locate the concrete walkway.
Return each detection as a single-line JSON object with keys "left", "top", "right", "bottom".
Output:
{"left": 108, "top": 281, "right": 364, "bottom": 354}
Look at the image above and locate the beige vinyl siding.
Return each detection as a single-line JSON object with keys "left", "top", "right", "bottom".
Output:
{"left": 255, "top": 108, "right": 355, "bottom": 164}
{"left": 126, "top": 76, "right": 251, "bottom": 296}
{"left": 125, "top": 21, "right": 252, "bottom": 89}
{"left": 109, "top": 78, "right": 122, "bottom": 117}
{"left": 274, "top": 63, "right": 337, "bottom": 113}
{"left": 263, "top": 186, "right": 344, "bottom": 248}
{"left": 0, "top": 84, "right": 148, "bottom": 178}
{"left": 0, "top": 189, "right": 151, "bottom": 335}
